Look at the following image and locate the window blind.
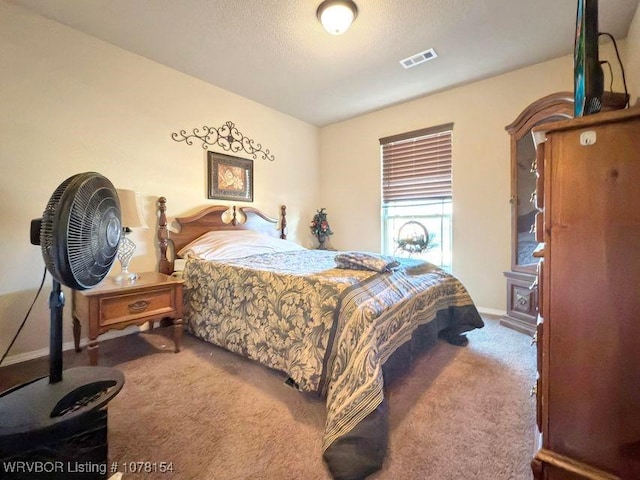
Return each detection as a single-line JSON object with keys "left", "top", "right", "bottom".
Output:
{"left": 380, "top": 123, "right": 453, "bottom": 204}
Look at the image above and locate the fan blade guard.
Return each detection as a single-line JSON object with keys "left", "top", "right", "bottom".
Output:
{"left": 40, "top": 172, "right": 121, "bottom": 290}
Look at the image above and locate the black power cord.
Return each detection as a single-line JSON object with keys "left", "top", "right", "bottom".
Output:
{"left": 601, "top": 60, "right": 614, "bottom": 92}
{"left": 599, "top": 32, "right": 630, "bottom": 108}
{"left": 0, "top": 267, "right": 47, "bottom": 367}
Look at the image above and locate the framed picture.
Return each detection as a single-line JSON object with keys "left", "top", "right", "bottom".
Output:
{"left": 207, "top": 152, "right": 253, "bottom": 202}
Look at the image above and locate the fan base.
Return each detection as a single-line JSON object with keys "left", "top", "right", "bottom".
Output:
{"left": 0, "top": 367, "right": 123, "bottom": 480}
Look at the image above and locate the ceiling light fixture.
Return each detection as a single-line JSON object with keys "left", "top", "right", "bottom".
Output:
{"left": 317, "top": 0, "right": 358, "bottom": 35}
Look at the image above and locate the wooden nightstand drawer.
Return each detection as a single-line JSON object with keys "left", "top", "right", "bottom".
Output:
{"left": 72, "top": 272, "right": 184, "bottom": 365}
{"left": 99, "top": 287, "right": 175, "bottom": 327}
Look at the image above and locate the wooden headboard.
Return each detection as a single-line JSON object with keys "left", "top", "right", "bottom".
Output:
{"left": 157, "top": 197, "right": 287, "bottom": 274}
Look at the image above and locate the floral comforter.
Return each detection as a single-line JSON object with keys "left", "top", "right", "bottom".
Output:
{"left": 183, "top": 249, "right": 483, "bottom": 473}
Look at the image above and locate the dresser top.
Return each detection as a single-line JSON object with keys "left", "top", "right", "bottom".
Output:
{"left": 533, "top": 105, "right": 640, "bottom": 142}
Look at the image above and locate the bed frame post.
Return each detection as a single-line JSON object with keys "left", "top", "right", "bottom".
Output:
{"left": 280, "top": 205, "right": 287, "bottom": 239}
{"left": 158, "top": 197, "right": 172, "bottom": 275}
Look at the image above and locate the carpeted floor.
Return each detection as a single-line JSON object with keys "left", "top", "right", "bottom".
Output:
{"left": 1, "top": 316, "right": 536, "bottom": 479}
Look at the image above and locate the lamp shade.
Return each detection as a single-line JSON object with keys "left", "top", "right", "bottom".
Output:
{"left": 116, "top": 189, "right": 148, "bottom": 229}
{"left": 317, "top": 0, "right": 358, "bottom": 35}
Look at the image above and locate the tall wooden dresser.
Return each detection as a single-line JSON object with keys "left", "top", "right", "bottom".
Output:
{"left": 531, "top": 106, "right": 640, "bottom": 479}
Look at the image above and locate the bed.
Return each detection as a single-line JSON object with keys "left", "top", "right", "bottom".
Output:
{"left": 156, "top": 198, "right": 484, "bottom": 480}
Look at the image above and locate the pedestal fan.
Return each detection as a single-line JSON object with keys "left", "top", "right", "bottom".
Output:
{"left": 0, "top": 172, "right": 126, "bottom": 479}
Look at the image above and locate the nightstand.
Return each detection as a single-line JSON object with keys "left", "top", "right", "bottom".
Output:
{"left": 72, "top": 272, "right": 184, "bottom": 366}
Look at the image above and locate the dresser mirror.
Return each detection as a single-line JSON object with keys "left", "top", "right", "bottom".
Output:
{"left": 514, "top": 135, "right": 539, "bottom": 269}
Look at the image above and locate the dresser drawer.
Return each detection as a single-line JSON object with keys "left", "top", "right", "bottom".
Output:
{"left": 99, "top": 287, "right": 175, "bottom": 327}
{"left": 507, "top": 278, "right": 537, "bottom": 319}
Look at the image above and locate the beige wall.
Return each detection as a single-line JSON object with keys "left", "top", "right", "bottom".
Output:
{"left": 318, "top": 38, "right": 632, "bottom": 312}
{"left": 625, "top": 3, "right": 640, "bottom": 102}
{"left": 0, "top": 2, "right": 319, "bottom": 362}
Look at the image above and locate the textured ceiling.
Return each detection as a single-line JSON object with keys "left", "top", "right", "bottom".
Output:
{"left": 9, "top": 0, "right": 640, "bottom": 126}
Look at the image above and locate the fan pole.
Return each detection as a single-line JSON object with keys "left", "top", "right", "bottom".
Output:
{"left": 49, "top": 279, "right": 64, "bottom": 384}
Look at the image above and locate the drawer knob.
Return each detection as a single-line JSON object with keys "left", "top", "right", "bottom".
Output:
{"left": 515, "top": 291, "right": 529, "bottom": 307}
{"left": 128, "top": 300, "right": 150, "bottom": 313}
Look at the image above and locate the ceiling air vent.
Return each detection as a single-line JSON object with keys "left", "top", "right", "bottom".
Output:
{"left": 400, "top": 48, "right": 438, "bottom": 69}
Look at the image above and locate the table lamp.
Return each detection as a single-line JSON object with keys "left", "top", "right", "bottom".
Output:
{"left": 114, "top": 189, "right": 148, "bottom": 284}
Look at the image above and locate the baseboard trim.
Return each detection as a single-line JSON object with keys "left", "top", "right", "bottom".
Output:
{"left": 1, "top": 326, "right": 141, "bottom": 367}
{"left": 477, "top": 307, "right": 506, "bottom": 318}
{"left": 4, "top": 307, "right": 506, "bottom": 366}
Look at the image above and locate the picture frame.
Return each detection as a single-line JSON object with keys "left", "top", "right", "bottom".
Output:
{"left": 207, "top": 151, "right": 253, "bottom": 202}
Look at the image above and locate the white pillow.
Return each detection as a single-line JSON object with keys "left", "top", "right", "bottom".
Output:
{"left": 177, "top": 230, "right": 306, "bottom": 260}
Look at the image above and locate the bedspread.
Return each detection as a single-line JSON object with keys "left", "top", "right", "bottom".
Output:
{"left": 185, "top": 250, "right": 372, "bottom": 392}
{"left": 183, "top": 250, "right": 483, "bottom": 477}
{"left": 320, "top": 260, "right": 478, "bottom": 450}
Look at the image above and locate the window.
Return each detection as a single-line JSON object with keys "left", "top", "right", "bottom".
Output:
{"left": 380, "top": 123, "right": 453, "bottom": 270}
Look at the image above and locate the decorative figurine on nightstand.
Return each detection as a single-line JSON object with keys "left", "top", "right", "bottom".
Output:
{"left": 310, "top": 207, "right": 334, "bottom": 250}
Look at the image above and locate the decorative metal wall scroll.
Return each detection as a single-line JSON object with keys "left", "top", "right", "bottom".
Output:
{"left": 171, "top": 121, "right": 275, "bottom": 161}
